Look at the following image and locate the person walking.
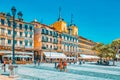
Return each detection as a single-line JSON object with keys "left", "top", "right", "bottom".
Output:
{"left": 3, "top": 59, "right": 6, "bottom": 72}
{"left": 59, "top": 60, "right": 63, "bottom": 71}
{"left": 38, "top": 59, "right": 40, "bottom": 66}
{"left": 34, "top": 60, "right": 37, "bottom": 66}
{"left": 79, "top": 60, "right": 82, "bottom": 65}
{"left": 63, "top": 60, "right": 67, "bottom": 72}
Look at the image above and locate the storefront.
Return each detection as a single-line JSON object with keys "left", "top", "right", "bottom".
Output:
{"left": 0, "top": 50, "right": 34, "bottom": 64}
{"left": 79, "top": 54, "right": 99, "bottom": 61}
{"left": 43, "top": 52, "right": 67, "bottom": 62}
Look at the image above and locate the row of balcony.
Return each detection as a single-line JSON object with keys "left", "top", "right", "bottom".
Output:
{"left": 42, "top": 46, "right": 58, "bottom": 50}
{"left": 42, "top": 38, "right": 58, "bottom": 44}
{"left": 0, "top": 43, "right": 33, "bottom": 48}
{"left": 41, "top": 29, "right": 58, "bottom": 37}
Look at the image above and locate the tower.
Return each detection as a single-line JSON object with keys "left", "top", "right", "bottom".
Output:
{"left": 52, "top": 7, "right": 68, "bottom": 33}
{"left": 70, "top": 14, "right": 78, "bottom": 36}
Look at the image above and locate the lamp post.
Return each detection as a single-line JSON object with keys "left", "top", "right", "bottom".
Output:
{"left": 6, "top": 6, "right": 23, "bottom": 64}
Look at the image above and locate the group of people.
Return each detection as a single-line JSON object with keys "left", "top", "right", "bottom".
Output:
{"left": 79, "top": 60, "right": 85, "bottom": 65}
{"left": 56, "top": 60, "right": 67, "bottom": 72}
{"left": 34, "top": 59, "right": 41, "bottom": 66}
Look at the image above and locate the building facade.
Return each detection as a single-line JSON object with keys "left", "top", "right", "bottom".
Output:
{"left": 0, "top": 12, "right": 34, "bottom": 63}
{"left": 78, "top": 36, "right": 98, "bottom": 61}
{"left": 52, "top": 11, "right": 79, "bottom": 60}
{"left": 33, "top": 20, "right": 63, "bottom": 62}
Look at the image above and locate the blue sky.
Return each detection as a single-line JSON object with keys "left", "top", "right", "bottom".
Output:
{"left": 0, "top": 0, "right": 120, "bottom": 44}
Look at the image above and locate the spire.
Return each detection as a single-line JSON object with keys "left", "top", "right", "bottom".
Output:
{"left": 58, "top": 6, "right": 64, "bottom": 21}
{"left": 70, "top": 14, "right": 75, "bottom": 26}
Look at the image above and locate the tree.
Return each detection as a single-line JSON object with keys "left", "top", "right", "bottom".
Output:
{"left": 111, "top": 39, "right": 120, "bottom": 65}
{"left": 92, "top": 43, "right": 104, "bottom": 58}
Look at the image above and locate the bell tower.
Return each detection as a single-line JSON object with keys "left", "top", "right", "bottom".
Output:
{"left": 52, "top": 7, "right": 68, "bottom": 33}
{"left": 70, "top": 14, "right": 78, "bottom": 36}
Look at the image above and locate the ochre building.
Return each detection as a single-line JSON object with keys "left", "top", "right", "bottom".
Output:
{"left": 0, "top": 13, "right": 34, "bottom": 64}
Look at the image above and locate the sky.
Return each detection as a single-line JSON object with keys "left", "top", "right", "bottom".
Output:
{"left": 0, "top": 0, "right": 120, "bottom": 44}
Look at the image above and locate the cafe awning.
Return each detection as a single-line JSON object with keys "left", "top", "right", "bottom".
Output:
{"left": 80, "top": 54, "right": 99, "bottom": 59}
{"left": 44, "top": 52, "right": 67, "bottom": 58}
{"left": 0, "top": 50, "right": 33, "bottom": 55}
{"left": 3, "top": 55, "right": 32, "bottom": 58}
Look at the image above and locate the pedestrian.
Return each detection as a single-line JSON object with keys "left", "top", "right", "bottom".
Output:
{"left": 8, "top": 63, "right": 14, "bottom": 76}
{"left": 3, "top": 59, "right": 6, "bottom": 72}
{"left": 79, "top": 60, "right": 82, "bottom": 65}
{"left": 34, "top": 60, "right": 37, "bottom": 66}
{"left": 38, "top": 59, "right": 40, "bottom": 66}
{"left": 59, "top": 59, "right": 63, "bottom": 71}
{"left": 83, "top": 60, "right": 85, "bottom": 64}
{"left": 63, "top": 60, "right": 67, "bottom": 72}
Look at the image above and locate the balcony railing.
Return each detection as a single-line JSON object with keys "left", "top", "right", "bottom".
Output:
{"left": 25, "top": 46, "right": 33, "bottom": 49}
{"left": 0, "top": 33, "right": 6, "bottom": 36}
{"left": 0, "top": 43, "right": 5, "bottom": 46}
{"left": 42, "top": 46, "right": 46, "bottom": 49}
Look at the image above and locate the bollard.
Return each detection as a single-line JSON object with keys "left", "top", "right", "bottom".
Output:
{"left": 9, "top": 64, "right": 18, "bottom": 78}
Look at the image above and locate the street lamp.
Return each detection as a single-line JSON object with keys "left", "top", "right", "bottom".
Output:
{"left": 6, "top": 6, "right": 23, "bottom": 64}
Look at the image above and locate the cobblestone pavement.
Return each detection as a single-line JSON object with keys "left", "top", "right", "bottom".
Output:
{"left": 0, "top": 62, "right": 120, "bottom": 80}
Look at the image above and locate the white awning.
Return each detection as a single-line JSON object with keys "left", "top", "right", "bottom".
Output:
{"left": 3, "top": 55, "right": 32, "bottom": 58}
{"left": 80, "top": 54, "right": 99, "bottom": 59}
{"left": 0, "top": 50, "right": 33, "bottom": 55}
{"left": 44, "top": 52, "right": 67, "bottom": 58}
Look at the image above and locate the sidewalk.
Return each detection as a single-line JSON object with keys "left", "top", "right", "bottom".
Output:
{"left": 0, "top": 75, "right": 14, "bottom": 80}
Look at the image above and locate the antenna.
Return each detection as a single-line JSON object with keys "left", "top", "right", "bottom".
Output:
{"left": 71, "top": 13, "right": 73, "bottom": 25}
{"left": 58, "top": 6, "right": 63, "bottom": 21}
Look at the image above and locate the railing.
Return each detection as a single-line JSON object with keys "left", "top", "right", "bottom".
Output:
{"left": 25, "top": 46, "right": 33, "bottom": 49}
{"left": 0, "top": 33, "right": 6, "bottom": 36}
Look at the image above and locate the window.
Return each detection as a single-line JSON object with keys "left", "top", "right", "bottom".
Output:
{"left": 30, "top": 42, "right": 32, "bottom": 46}
{"left": 25, "top": 33, "right": 27, "bottom": 37}
{"left": 25, "top": 25, "right": 28, "bottom": 30}
{"left": 8, "top": 21, "right": 11, "bottom": 27}
{"left": 8, "top": 39, "right": 11, "bottom": 44}
{"left": 30, "top": 34, "right": 32, "bottom": 38}
{"left": 1, "top": 28, "right": 5, "bottom": 34}
{"left": 29, "top": 26, "right": 32, "bottom": 31}
{"left": 42, "top": 36, "right": 45, "bottom": 42}
{"left": 46, "top": 37, "right": 48, "bottom": 42}
{"left": 8, "top": 30, "right": 11, "bottom": 35}
{"left": 50, "top": 38, "right": 52, "bottom": 42}
{"left": 25, "top": 42, "right": 28, "bottom": 46}
{"left": 41, "top": 29, "right": 44, "bottom": 34}
{"left": 46, "top": 45, "right": 48, "bottom": 48}
{"left": 50, "top": 45, "right": 52, "bottom": 49}
{"left": 15, "top": 40, "right": 17, "bottom": 44}
{"left": 50, "top": 31, "right": 52, "bottom": 36}
{"left": 20, "top": 41, "right": 22, "bottom": 45}
{"left": 1, "top": 19, "right": 4, "bottom": 25}
{"left": 46, "top": 30, "right": 48, "bottom": 35}
{"left": 1, "top": 38, "right": 5, "bottom": 45}
{"left": 20, "top": 32, "right": 22, "bottom": 37}
{"left": 19, "top": 24, "right": 22, "bottom": 30}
